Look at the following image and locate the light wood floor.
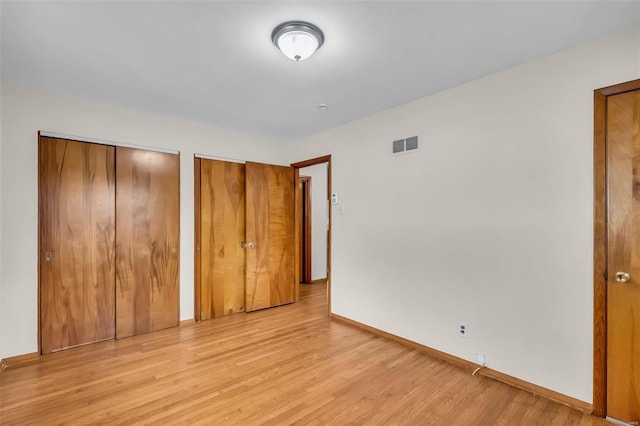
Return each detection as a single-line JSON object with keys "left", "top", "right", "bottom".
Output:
{"left": 1, "top": 283, "right": 606, "bottom": 425}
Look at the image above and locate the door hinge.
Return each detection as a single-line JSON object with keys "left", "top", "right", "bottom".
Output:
{"left": 604, "top": 270, "right": 608, "bottom": 281}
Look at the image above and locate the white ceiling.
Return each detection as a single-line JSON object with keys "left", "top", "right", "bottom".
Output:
{"left": 2, "top": 1, "right": 639, "bottom": 141}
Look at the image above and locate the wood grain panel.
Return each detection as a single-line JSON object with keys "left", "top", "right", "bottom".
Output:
{"left": 294, "top": 168, "right": 301, "bottom": 301}
{"left": 199, "top": 159, "right": 246, "bottom": 320}
{"left": 39, "top": 137, "right": 115, "bottom": 354}
{"left": 245, "top": 162, "right": 295, "bottom": 312}
{"left": 298, "top": 176, "right": 312, "bottom": 284}
{"left": 606, "top": 90, "right": 640, "bottom": 423}
{"left": 1, "top": 284, "right": 606, "bottom": 425}
{"left": 115, "top": 147, "right": 180, "bottom": 338}
{"left": 593, "top": 90, "right": 608, "bottom": 417}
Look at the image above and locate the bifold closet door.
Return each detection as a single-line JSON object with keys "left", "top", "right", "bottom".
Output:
{"left": 195, "top": 159, "right": 294, "bottom": 316}
{"left": 115, "top": 147, "right": 180, "bottom": 338}
{"left": 39, "top": 137, "right": 116, "bottom": 354}
{"left": 199, "top": 159, "right": 246, "bottom": 319}
{"left": 245, "top": 162, "right": 295, "bottom": 312}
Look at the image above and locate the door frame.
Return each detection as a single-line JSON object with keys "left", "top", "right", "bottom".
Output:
{"left": 291, "top": 155, "right": 332, "bottom": 315}
{"left": 194, "top": 157, "right": 202, "bottom": 321}
{"left": 299, "top": 175, "right": 312, "bottom": 284}
{"left": 593, "top": 78, "right": 640, "bottom": 417}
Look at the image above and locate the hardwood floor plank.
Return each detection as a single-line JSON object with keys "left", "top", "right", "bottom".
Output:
{"left": 1, "top": 283, "right": 607, "bottom": 425}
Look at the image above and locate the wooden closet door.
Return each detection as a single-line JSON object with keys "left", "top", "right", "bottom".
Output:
{"left": 115, "top": 147, "right": 180, "bottom": 338}
{"left": 39, "top": 137, "right": 116, "bottom": 354}
{"left": 245, "top": 162, "right": 295, "bottom": 312}
{"left": 199, "top": 159, "right": 246, "bottom": 319}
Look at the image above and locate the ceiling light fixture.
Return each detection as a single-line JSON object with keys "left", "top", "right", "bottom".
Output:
{"left": 272, "top": 21, "right": 324, "bottom": 62}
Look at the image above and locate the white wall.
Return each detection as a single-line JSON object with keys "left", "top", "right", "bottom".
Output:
{"left": 0, "top": 57, "right": 3, "bottom": 362}
{"left": 300, "top": 163, "right": 328, "bottom": 280}
{"left": 288, "top": 28, "right": 640, "bottom": 403}
{"left": 0, "top": 85, "right": 282, "bottom": 360}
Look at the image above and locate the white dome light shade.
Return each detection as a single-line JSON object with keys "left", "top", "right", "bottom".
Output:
{"left": 276, "top": 31, "right": 319, "bottom": 61}
{"left": 272, "top": 21, "right": 324, "bottom": 62}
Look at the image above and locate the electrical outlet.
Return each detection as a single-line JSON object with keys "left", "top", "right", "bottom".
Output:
{"left": 457, "top": 322, "right": 468, "bottom": 338}
{"left": 476, "top": 352, "right": 487, "bottom": 366}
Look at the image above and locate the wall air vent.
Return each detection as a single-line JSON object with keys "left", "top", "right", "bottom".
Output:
{"left": 392, "top": 135, "right": 420, "bottom": 155}
{"left": 392, "top": 139, "right": 405, "bottom": 154}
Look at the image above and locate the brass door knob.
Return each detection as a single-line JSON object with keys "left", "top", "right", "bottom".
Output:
{"left": 615, "top": 272, "right": 630, "bottom": 283}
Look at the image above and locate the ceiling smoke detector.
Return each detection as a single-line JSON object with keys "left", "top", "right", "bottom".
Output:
{"left": 272, "top": 21, "right": 324, "bottom": 62}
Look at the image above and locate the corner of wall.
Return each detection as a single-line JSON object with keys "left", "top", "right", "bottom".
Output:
{"left": 1, "top": 84, "right": 6, "bottom": 360}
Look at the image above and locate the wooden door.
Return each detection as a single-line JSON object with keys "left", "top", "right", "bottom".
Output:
{"left": 199, "top": 159, "right": 246, "bottom": 319}
{"left": 607, "top": 89, "right": 640, "bottom": 423}
{"left": 245, "top": 162, "right": 295, "bottom": 311}
{"left": 39, "top": 137, "right": 115, "bottom": 354}
{"left": 115, "top": 147, "right": 180, "bottom": 338}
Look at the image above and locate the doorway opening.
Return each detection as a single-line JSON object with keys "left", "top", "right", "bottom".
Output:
{"left": 291, "top": 155, "right": 332, "bottom": 315}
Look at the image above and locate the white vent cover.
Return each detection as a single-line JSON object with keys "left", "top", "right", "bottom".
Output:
{"left": 392, "top": 135, "right": 420, "bottom": 155}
